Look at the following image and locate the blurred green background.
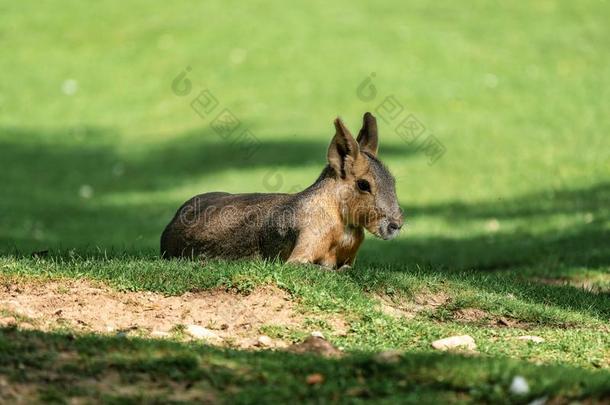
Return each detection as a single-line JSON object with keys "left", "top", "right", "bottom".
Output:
{"left": 0, "top": 2, "right": 609, "bottom": 401}
{"left": 0, "top": 1, "right": 608, "bottom": 275}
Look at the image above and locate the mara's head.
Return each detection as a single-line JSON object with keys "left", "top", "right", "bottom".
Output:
{"left": 327, "top": 112, "right": 404, "bottom": 240}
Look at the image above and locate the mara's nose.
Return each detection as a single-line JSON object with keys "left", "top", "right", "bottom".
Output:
{"left": 388, "top": 222, "right": 402, "bottom": 232}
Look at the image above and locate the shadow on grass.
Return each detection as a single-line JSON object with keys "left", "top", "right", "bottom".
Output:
{"left": 0, "top": 327, "right": 608, "bottom": 403}
{"left": 1, "top": 125, "right": 608, "bottom": 276}
{"left": 0, "top": 125, "right": 412, "bottom": 255}
{"left": 362, "top": 182, "right": 610, "bottom": 270}
{"left": 355, "top": 183, "right": 610, "bottom": 320}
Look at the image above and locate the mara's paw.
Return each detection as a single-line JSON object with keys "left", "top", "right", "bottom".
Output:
{"left": 286, "top": 257, "right": 313, "bottom": 266}
{"left": 337, "top": 264, "right": 352, "bottom": 272}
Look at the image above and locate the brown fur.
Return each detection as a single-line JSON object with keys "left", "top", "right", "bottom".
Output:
{"left": 160, "top": 112, "right": 403, "bottom": 269}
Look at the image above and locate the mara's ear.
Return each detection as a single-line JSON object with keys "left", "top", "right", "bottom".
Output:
{"left": 356, "top": 112, "right": 378, "bottom": 156}
{"left": 328, "top": 117, "right": 360, "bottom": 178}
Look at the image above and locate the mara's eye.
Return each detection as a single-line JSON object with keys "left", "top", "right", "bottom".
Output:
{"left": 356, "top": 179, "right": 371, "bottom": 193}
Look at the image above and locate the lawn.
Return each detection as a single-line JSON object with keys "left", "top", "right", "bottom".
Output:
{"left": 0, "top": 0, "right": 609, "bottom": 403}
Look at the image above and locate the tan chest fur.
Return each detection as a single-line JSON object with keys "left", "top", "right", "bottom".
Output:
{"left": 315, "top": 225, "right": 364, "bottom": 267}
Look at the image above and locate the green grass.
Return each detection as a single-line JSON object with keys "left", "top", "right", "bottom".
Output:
{"left": 1, "top": 328, "right": 609, "bottom": 404}
{"left": 2, "top": 256, "right": 608, "bottom": 368}
{"left": 1, "top": 0, "right": 609, "bottom": 402}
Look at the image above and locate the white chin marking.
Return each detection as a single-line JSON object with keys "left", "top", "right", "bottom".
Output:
{"left": 382, "top": 230, "right": 398, "bottom": 240}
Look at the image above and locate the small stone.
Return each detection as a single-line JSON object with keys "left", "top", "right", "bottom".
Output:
{"left": 256, "top": 335, "right": 273, "bottom": 347}
{"left": 151, "top": 331, "right": 170, "bottom": 338}
{"left": 310, "top": 331, "right": 325, "bottom": 339}
{"left": 517, "top": 335, "right": 545, "bottom": 343}
{"left": 509, "top": 375, "right": 530, "bottom": 395}
{"left": 306, "top": 373, "right": 325, "bottom": 385}
{"left": 289, "top": 336, "right": 342, "bottom": 358}
{"left": 185, "top": 324, "right": 221, "bottom": 342}
{"left": 431, "top": 335, "right": 476, "bottom": 351}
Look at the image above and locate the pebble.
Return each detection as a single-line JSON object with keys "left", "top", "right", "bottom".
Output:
{"left": 185, "top": 324, "right": 221, "bottom": 342}
{"left": 289, "top": 336, "right": 343, "bottom": 358}
{"left": 310, "top": 331, "right": 325, "bottom": 339}
{"left": 306, "top": 373, "right": 325, "bottom": 385}
{"left": 256, "top": 335, "right": 273, "bottom": 347}
{"left": 509, "top": 375, "right": 530, "bottom": 395}
{"left": 517, "top": 335, "right": 545, "bottom": 343}
{"left": 431, "top": 335, "right": 477, "bottom": 351}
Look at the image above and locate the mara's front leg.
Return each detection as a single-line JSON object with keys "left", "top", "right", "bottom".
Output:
{"left": 286, "top": 230, "right": 337, "bottom": 268}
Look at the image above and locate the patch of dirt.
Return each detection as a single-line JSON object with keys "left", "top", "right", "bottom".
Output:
{"left": 452, "top": 308, "right": 534, "bottom": 329}
{"left": 493, "top": 316, "right": 533, "bottom": 329}
{"left": 453, "top": 308, "right": 490, "bottom": 322}
{"left": 375, "top": 291, "right": 449, "bottom": 319}
{"left": 0, "top": 278, "right": 345, "bottom": 348}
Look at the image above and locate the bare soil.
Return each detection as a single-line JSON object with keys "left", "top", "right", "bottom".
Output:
{"left": 0, "top": 278, "right": 345, "bottom": 348}
{"left": 375, "top": 291, "right": 449, "bottom": 319}
{"left": 453, "top": 307, "right": 490, "bottom": 322}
